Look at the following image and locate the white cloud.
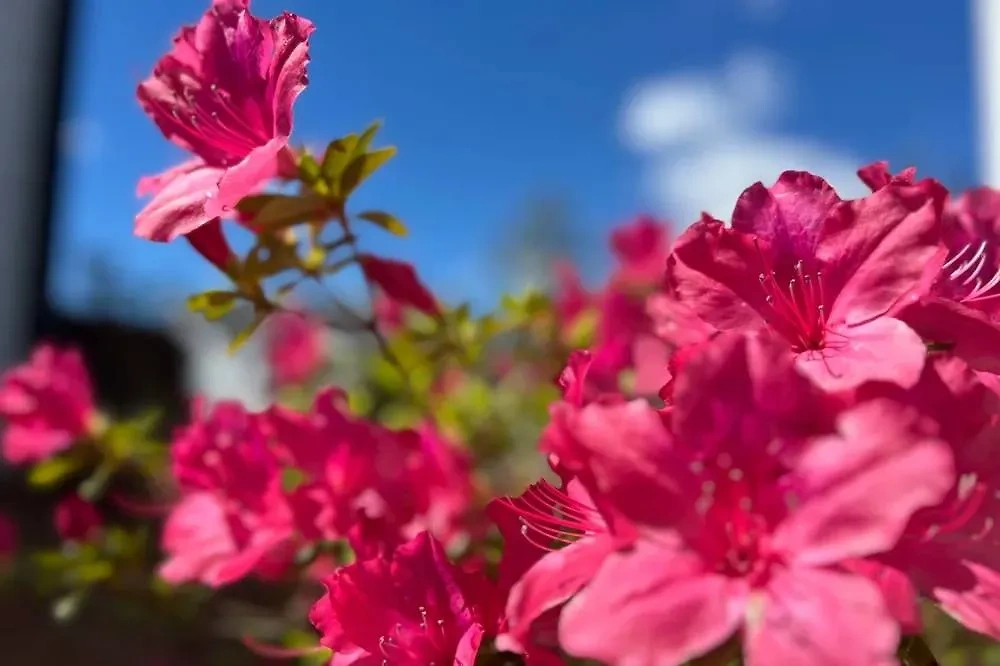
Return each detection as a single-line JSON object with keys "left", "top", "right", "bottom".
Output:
{"left": 622, "top": 50, "right": 865, "bottom": 228}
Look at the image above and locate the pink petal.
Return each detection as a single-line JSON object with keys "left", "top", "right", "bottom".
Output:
{"left": 559, "top": 538, "right": 747, "bottom": 666}
{"left": 134, "top": 162, "right": 226, "bottom": 242}
{"left": 136, "top": 158, "right": 206, "bottom": 197}
{"left": 841, "top": 558, "right": 922, "bottom": 634}
{"left": 502, "top": 536, "right": 615, "bottom": 653}
{"left": 205, "top": 137, "right": 284, "bottom": 219}
{"left": 359, "top": 255, "right": 440, "bottom": 316}
{"left": 453, "top": 624, "right": 485, "bottom": 666}
{"left": 931, "top": 559, "right": 1000, "bottom": 640}
{"left": 267, "top": 12, "right": 316, "bottom": 138}
{"left": 731, "top": 171, "right": 841, "bottom": 263}
{"left": 744, "top": 568, "right": 899, "bottom": 666}
{"left": 773, "top": 400, "right": 954, "bottom": 566}
{"left": 820, "top": 180, "right": 946, "bottom": 324}
{"left": 901, "top": 298, "right": 1000, "bottom": 374}
{"left": 794, "top": 316, "right": 927, "bottom": 392}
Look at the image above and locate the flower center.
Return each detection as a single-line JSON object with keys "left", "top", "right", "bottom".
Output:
{"left": 939, "top": 240, "right": 1000, "bottom": 309}
{"left": 502, "top": 480, "right": 606, "bottom": 552}
{"left": 689, "top": 453, "right": 789, "bottom": 586}
{"left": 377, "top": 607, "right": 455, "bottom": 665}
{"left": 754, "top": 240, "right": 829, "bottom": 352}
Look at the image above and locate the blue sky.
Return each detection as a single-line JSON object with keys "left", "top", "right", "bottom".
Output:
{"left": 49, "top": 0, "right": 975, "bottom": 320}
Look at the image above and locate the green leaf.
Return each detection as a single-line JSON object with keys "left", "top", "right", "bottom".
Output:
{"left": 320, "top": 134, "right": 359, "bottom": 183}
{"left": 298, "top": 153, "right": 322, "bottom": 184}
{"left": 229, "top": 313, "right": 268, "bottom": 354}
{"left": 244, "top": 193, "right": 331, "bottom": 229}
{"left": 28, "top": 456, "right": 82, "bottom": 488}
{"left": 79, "top": 462, "right": 116, "bottom": 501}
{"left": 353, "top": 120, "right": 383, "bottom": 157}
{"left": 340, "top": 147, "right": 396, "bottom": 194}
{"left": 280, "top": 467, "right": 308, "bottom": 493}
{"left": 356, "top": 210, "right": 407, "bottom": 236}
{"left": 187, "top": 290, "right": 239, "bottom": 321}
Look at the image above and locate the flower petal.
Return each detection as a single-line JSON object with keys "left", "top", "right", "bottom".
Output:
{"left": 794, "top": 316, "right": 926, "bottom": 392}
{"left": 559, "top": 538, "right": 747, "bottom": 666}
{"left": 744, "top": 568, "right": 898, "bottom": 666}
{"left": 773, "top": 400, "right": 954, "bottom": 566}
{"left": 134, "top": 162, "right": 226, "bottom": 241}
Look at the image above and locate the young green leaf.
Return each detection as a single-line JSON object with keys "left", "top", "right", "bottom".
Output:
{"left": 356, "top": 210, "right": 408, "bottom": 236}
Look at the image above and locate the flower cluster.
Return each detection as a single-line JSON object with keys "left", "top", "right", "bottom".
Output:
{"left": 3, "top": 0, "right": 1000, "bottom": 665}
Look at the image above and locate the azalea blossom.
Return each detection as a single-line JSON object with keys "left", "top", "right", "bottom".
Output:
{"left": 658, "top": 170, "right": 946, "bottom": 391}
{"left": 135, "top": 0, "right": 314, "bottom": 244}
{"left": 359, "top": 255, "right": 440, "bottom": 317}
{"left": 310, "top": 531, "right": 493, "bottom": 666}
{"left": 500, "top": 334, "right": 954, "bottom": 665}
{"left": 0, "top": 344, "right": 100, "bottom": 465}
{"left": 266, "top": 310, "right": 328, "bottom": 388}
{"left": 54, "top": 495, "right": 103, "bottom": 543}
{"left": 856, "top": 355, "right": 1000, "bottom": 640}
{"left": 160, "top": 399, "right": 293, "bottom": 587}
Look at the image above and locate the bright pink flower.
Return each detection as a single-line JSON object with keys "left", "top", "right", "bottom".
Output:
{"left": 310, "top": 531, "right": 493, "bottom": 666}
{"left": 662, "top": 170, "right": 946, "bottom": 391}
{"left": 360, "top": 255, "right": 440, "bottom": 317}
{"left": 0, "top": 344, "right": 98, "bottom": 464}
{"left": 54, "top": 495, "right": 102, "bottom": 542}
{"left": 404, "top": 424, "right": 475, "bottom": 550}
{"left": 608, "top": 214, "right": 670, "bottom": 288}
{"left": 857, "top": 160, "right": 917, "bottom": 191}
{"left": 857, "top": 355, "right": 1000, "bottom": 640}
{"left": 895, "top": 187, "right": 1000, "bottom": 373}
{"left": 160, "top": 398, "right": 292, "bottom": 587}
{"left": 135, "top": 0, "right": 314, "bottom": 242}
{"left": 504, "top": 334, "right": 954, "bottom": 666}
{"left": 552, "top": 260, "right": 591, "bottom": 330}
{"left": 266, "top": 310, "right": 327, "bottom": 388}
{"left": 373, "top": 290, "right": 406, "bottom": 333}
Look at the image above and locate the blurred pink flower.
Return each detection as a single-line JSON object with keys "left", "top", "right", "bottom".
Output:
{"left": 267, "top": 310, "right": 327, "bottom": 388}
{"left": 310, "top": 531, "right": 494, "bottom": 666}
{"left": 135, "top": 0, "right": 314, "bottom": 243}
{"left": 501, "top": 334, "right": 954, "bottom": 666}
{"left": 0, "top": 344, "right": 98, "bottom": 464}
{"left": 54, "top": 494, "right": 102, "bottom": 543}
{"left": 373, "top": 290, "right": 405, "bottom": 333}
{"left": 360, "top": 255, "right": 440, "bottom": 317}
{"left": 608, "top": 214, "right": 670, "bottom": 289}
{"left": 160, "top": 399, "right": 293, "bottom": 587}
{"left": 662, "top": 170, "right": 946, "bottom": 391}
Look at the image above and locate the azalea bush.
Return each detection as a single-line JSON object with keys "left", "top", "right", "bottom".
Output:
{"left": 3, "top": 1, "right": 1000, "bottom": 665}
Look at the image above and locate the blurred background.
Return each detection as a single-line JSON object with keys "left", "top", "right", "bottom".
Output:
{"left": 0, "top": 0, "right": 989, "bottom": 663}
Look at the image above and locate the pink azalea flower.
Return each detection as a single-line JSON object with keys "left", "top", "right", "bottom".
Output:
{"left": 403, "top": 424, "right": 475, "bottom": 550}
{"left": 54, "top": 494, "right": 102, "bottom": 543}
{"left": 160, "top": 398, "right": 293, "bottom": 587}
{"left": 895, "top": 187, "right": 1000, "bottom": 373}
{"left": 608, "top": 214, "right": 670, "bottom": 288}
{"left": 0, "top": 344, "right": 99, "bottom": 464}
{"left": 359, "top": 255, "right": 440, "bottom": 317}
{"left": 372, "top": 290, "right": 406, "bottom": 333}
{"left": 266, "top": 310, "right": 327, "bottom": 388}
{"left": 135, "top": 0, "right": 314, "bottom": 243}
{"left": 502, "top": 334, "right": 954, "bottom": 666}
{"left": 856, "top": 355, "right": 1000, "bottom": 640}
{"left": 661, "top": 170, "right": 946, "bottom": 391}
{"left": 309, "top": 531, "right": 493, "bottom": 666}
{"left": 552, "top": 259, "right": 591, "bottom": 331}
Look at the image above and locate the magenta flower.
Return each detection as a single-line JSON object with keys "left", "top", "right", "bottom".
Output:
{"left": 503, "top": 334, "right": 954, "bottom": 665}
{"left": 0, "top": 344, "right": 99, "bottom": 464}
{"left": 266, "top": 310, "right": 327, "bottom": 388}
{"left": 360, "top": 255, "right": 441, "bottom": 317}
{"left": 892, "top": 187, "right": 1000, "bottom": 374}
{"left": 160, "top": 399, "right": 292, "bottom": 587}
{"left": 857, "top": 355, "right": 1000, "bottom": 640}
{"left": 309, "top": 531, "right": 493, "bottom": 666}
{"left": 663, "top": 171, "right": 945, "bottom": 391}
{"left": 135, "top": 0, "right": 314, "bottom": 243}
{"left": 54, "top": 494, "right": 102, "bottom": 543}
{"left": 608, "top": 214, "right": 670, "bottom": 289}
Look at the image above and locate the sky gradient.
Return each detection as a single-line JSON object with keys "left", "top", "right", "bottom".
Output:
{"left": 49, "top": 0, "right": 976, "bottom": 321}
